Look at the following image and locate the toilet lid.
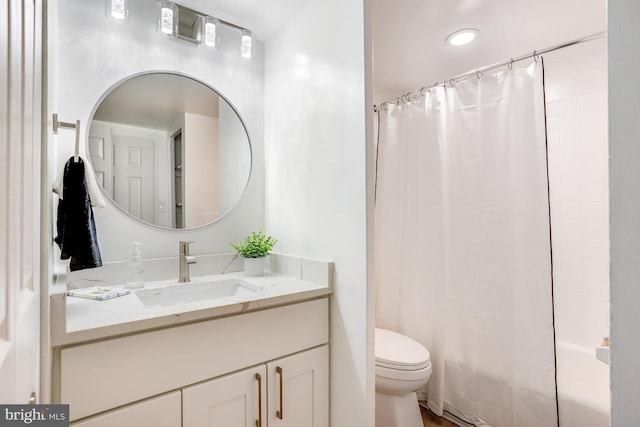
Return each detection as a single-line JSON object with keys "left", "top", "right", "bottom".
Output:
{"left": 375, "top": 328, "right": 430, "bottom": 371}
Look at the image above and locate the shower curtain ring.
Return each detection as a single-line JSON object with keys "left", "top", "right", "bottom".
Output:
{"left": 533, "top": 50, "right": 539, "bottom": 62}
{"left": 508, "top": 58, "right": 514, "bottom": 70}
{"left": 420, "top": 87, "right": 428, "bottom": 97}
{"left": 476, "top": 70, "right": 483, "bottom": 79}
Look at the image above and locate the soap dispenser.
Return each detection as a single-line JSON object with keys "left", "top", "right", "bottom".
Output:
{"left": 125, "top": 242, "right": 144, "bottom": 289}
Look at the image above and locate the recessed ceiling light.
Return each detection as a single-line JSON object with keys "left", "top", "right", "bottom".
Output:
{"left": 445, "top": 28, "right": 480, "bottom": 46}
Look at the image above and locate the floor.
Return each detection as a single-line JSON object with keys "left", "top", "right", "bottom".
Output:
{"left": 421, "top": 406, "right": 459, "bottom": 427}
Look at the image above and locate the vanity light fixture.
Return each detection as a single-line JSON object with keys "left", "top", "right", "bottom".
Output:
{"left": 199, "top": 16, "right": 219, "bottom": 50}
{"left": 152, "top": 2, "right": 254, "bottom": 61}
{"left": 158, "top": 0, "right": 179, "bottom": 37}
{"left": 445, "top": 28, "right": 480, "bottom": 46}
{"left": 105, "top": 0, "right": 130, "bottom": 23}
{"left": 240, "top": 29, "right": 252, "bottom": 59}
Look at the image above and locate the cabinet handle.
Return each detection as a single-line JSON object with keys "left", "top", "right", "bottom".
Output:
{"left": 255, "top": 373, "right": 262, "bottom": 427}
{"left": 276, "top": 366, "right": 284, "bottom": 419}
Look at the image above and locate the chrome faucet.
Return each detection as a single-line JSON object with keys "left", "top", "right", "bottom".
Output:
{"left": 179, "top": 241, "right": 197, "bottom": 283}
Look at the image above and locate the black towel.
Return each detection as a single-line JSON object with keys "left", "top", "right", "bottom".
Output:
{"left": 54, "top": 157, "right": 103, "bottom": 271}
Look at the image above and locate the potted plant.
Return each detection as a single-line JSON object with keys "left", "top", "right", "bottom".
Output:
{"left": 229, "top": 229, "right": 278, "bottom": 276}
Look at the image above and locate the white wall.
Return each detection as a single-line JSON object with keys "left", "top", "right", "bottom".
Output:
{"left": 264, "top": 0, "right": 371, "bottom": 425}
{"left": 544, "top": 38, "right": 609, "bottom": 426}
{"left": 49, "top": 0, "right": 264, "bottom": 261}
{"left": 609, "top": 0, "right": 640, "bottom": 425}
{"left": 219, "top": 100, "right": 251, "bottom": 214}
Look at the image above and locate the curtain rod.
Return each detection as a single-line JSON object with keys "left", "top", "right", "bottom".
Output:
{"left": 374, "top": 31, "right": 606, "bottom": 112}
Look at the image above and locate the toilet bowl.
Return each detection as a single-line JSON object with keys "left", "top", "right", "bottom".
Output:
{"left": 375, "top": 328, "right": 431, "bottom": 427}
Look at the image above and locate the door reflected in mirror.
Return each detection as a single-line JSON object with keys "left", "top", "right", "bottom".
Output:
{"left": 88, "top": 72, "right": 251, "bottom": 229}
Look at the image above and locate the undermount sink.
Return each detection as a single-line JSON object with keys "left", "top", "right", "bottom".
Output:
{"left": 135, "top": 278, "right": 261, "bottom": 308}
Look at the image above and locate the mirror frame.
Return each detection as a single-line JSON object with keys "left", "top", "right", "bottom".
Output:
{"left": 87, "top": 70, "right": 253, "bottom": 230}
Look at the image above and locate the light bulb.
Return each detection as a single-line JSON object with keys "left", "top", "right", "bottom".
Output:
{"left": 161, "top": 7, "right": 173, "bottom": 34}
{"left": 200, "top": 16, "right": 219, "bottom": 49}
{"left": 240, "top": 30, "right": 252, "bottom": 59}
{"left": 105, "top": 0, "right": 129, "bottom": 23}
{"left": 205, "top": 23, "right": 216, "bottom": 46}
{"left": 111, "top": 0, "right": 125, "bottom": 19}
{"left": 158, "top": 1, "right": 178, "bottom": 37}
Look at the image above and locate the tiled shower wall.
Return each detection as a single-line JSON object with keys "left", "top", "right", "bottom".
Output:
{"left": 544, "top": 37, "right": 609, "bottom": 425}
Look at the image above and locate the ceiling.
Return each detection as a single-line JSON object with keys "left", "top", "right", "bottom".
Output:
{"left": 373, "top": 0, "right": 606, "bottom": 104}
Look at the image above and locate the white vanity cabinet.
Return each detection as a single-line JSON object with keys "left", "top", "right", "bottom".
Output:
{"left": 182, "top": 345, "right": 328, "bottom": 427}
{"left": 70, "top": 391, "right": 181, "bottom": 427}
{"left": 57, "top": 298, "right": 329, "bottom": 424}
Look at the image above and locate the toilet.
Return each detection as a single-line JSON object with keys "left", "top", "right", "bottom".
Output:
{"left": 375, "top": 328, "right": 432, "bottom": 427}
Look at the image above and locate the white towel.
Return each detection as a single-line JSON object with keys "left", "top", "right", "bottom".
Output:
{"left": 53, "top": 156, "right": 106, "bottom": 208}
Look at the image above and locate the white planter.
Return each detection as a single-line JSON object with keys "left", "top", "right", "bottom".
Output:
{"left": 243, "top": 257, "right": 265, "bottom": 277}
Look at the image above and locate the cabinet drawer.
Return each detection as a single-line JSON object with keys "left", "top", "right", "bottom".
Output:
{"left": 70, "top": 391, "right": 181, "bottom": 427}
{"left": 60, "top": 298, "right": 328, "bottom": 421}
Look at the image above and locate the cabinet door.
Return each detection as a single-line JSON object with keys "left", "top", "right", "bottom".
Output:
{"left": 268, "top": 345, "right": 329, "bottom": 427}
{"left": 71, "top": 391, "right": 181, "bottom": 427}
{"left": 183, "top": 365, "right": 267, "bottom": 427}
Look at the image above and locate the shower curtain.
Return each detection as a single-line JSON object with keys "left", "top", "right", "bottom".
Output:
{"left": 375, "top": 62, "right": 558, "bottom": 427}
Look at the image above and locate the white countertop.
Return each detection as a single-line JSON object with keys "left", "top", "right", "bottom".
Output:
{"left": 51, "top": 271, "right": 332, "bottom": 347}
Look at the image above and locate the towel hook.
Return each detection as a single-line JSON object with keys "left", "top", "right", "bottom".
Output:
{"left": 53, "top": 114, "right": 81, "bottom": 163}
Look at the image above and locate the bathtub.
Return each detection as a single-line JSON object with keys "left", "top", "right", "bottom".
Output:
{"left": 426, "top": 341, "right": 610, "bottom": 427}
{"left": 556, "top": 341, "right": 610, "bottom": 427}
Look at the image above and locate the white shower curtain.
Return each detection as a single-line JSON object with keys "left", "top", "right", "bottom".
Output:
{"left": 375, "top": 62, "right": 558, "bottom": 427}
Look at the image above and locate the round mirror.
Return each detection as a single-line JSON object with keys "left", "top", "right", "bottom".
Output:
{"left": 88, "top": 72, "right": 252, "bottom": 229}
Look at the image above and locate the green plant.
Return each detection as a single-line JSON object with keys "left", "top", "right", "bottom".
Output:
{"left": 229, "top": 229, "right": 278, "bottom": 258}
